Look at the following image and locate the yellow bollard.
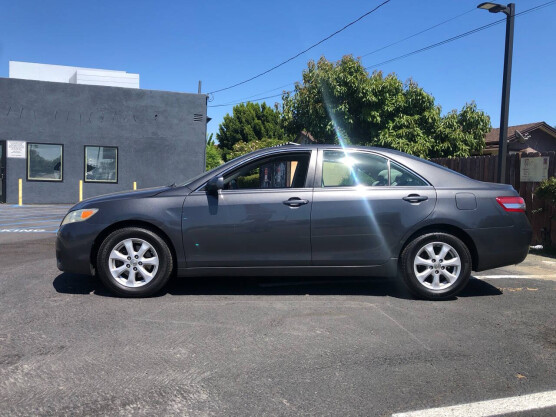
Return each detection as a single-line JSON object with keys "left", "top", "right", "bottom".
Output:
{"left": 18, "top": 178, "right": 22, "bottom": 206}
{"left": 79, "top": 180, "right": 83, "bottom": 202}
{"left": 133, "top": 182, "right": 137, "bottom": 191}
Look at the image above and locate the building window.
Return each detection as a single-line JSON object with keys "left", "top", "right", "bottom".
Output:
{"left": 85, "top": 146, "right": 118, "bottom": 183}
{"left": 27, "top": 143, "right": 63, "bottom": 181}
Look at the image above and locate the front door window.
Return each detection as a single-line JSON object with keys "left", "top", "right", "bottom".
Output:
{"left": 223, "top": 153, "right": 311, "bottom": 190}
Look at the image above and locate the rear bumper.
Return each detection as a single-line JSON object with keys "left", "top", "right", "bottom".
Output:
{"left": 56, "top": 222, "right": 107, "bottom": 275}
{"left": 468, "top": 224, "right": 532, "bottom": 272}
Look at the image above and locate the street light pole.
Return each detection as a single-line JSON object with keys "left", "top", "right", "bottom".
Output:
{"left": 478, "top": 2, "right": 515, "bottom": 183}
{"left": 498, "top": 3, "right": 515, "bottom": 183}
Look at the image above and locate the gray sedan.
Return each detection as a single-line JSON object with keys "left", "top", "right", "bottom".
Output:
{"left": 56, "top": 145, "right": 531, "bottom": 299}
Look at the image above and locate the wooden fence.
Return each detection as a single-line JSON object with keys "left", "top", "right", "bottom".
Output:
{"left": 431, "top": 152, "right": 556, "bottom": 246}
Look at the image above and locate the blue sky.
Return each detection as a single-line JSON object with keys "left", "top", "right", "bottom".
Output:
{"left": 1, "top": 0, "right": 554, "bottom": 139}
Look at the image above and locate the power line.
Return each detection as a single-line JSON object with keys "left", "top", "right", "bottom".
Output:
{"left": 364, "top": 0, "right": 556, "bottom": 70}
{"left": 208, "top": 91, "right": 291, "bottom": 108}
{"left": 208, "top": 0, "right": 556, "bottom": 109}
{"left": 514, "top": 0, "right": 556, "bottom": 17}
{"left": 208, "top": 7, "right": 476, "bottom": 107}
{"left": 236, "top": 82, "right": 295, "bottom": 101}
{"left": 359, "top": 8, "right": 476, "bottom": 58}
{"left": 207, "top": 0, "right": 392, "bottom": 95}
{"left": 364, "top": 19, "right": 505, "bottom": 70}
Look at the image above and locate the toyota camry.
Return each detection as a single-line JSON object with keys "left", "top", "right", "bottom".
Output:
{"left": 56, "top": 145, "right": 532, "bottom": 299}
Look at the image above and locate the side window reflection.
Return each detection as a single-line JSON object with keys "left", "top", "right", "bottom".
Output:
{"left": 322, "top": 150, "right": 427, "bottom": 187}
{"left": 223, "top": 153, "right": 311, "bottom": 190}
{"left": 389, "top": 161, "right": 427, "bottom": 187}
{"left": 322, "top": 151, "right": 388, "bottom": 187}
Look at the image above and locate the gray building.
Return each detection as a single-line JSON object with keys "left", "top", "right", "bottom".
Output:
{"left": 0, "top": 62, "right": 207, "bottom": 204}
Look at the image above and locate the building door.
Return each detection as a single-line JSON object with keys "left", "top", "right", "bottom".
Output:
{"left": 0, "top": 141, "right": 5, "bottom": 203}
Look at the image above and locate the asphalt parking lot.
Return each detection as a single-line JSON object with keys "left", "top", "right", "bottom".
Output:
{"left": 0, "top": 204, "right": 71, "bottom": 233}
{"left": 0, "top": 205, "right": 555, "bottom": 416}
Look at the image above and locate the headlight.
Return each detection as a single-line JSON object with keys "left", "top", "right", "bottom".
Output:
{"left": 61, "top": 208, "right": 99, "bottom": 226}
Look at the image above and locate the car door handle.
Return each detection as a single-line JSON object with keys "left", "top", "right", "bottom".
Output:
{"left": 403, "top": 194, "right": 428, "bottom": 203}
{"left": 283, "top": 197, "right": 309, "bottom": 207}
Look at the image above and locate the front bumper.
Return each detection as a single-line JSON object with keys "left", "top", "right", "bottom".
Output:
{"left": 56, "top": 222, "right": 107, "bottom": 275}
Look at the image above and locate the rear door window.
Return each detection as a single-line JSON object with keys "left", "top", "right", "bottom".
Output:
{"left": 322, "top": 150, "right": 388, "bottom": 187}
{"left": 389, "top": 161, "right": 428, "bottom": 186}
{"left": 321, "top": 150, "right": 427, "bottom": 187}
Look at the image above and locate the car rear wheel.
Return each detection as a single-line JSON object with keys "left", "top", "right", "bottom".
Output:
{"left": 400, "top": 232, "right": 471, "bottom": 300}
{"left": 97, "top": 227, "right": 173, "bottom": 297}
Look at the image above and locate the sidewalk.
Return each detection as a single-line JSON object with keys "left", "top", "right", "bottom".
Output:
{"left": 474, "top": 253, "right": 556, "bottom": 281}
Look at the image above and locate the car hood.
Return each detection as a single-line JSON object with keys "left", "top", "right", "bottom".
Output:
{"left": 70, "top": 186, "right": 172, "bottom": 211}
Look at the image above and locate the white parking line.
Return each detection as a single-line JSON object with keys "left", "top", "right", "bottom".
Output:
{"left": 475, "top": 275, "right": 549, "bottom": 279}
{"left": 392, "top": 390, "right": 556, "bottom": 417}
{"left": 0, "top": 229, "right": 51, "bottom": 233}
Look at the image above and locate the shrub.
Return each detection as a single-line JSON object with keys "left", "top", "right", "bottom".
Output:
{"left": 535, "top": 177, "right": 556, "bottom": 204}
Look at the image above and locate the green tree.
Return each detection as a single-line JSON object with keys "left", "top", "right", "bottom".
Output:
{"left": 216, "top": 102, "right": 291, "bottom": 156}
{"left": 282, "top": 56, "right": 491, "bottom": 158}
{"left": 205, "top": 133, "right": 223, "bottom": 171}
{"left": 535, "top": 177, "right": 556, "bottom": 204}
{"left": 226, "top": 138, "right": 288, "bottom": 160}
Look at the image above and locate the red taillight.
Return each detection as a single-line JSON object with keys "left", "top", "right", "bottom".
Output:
{"left": 496, "top": 196, "right": 526, "bottom": 212}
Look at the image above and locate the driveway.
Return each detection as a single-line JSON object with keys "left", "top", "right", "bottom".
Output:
{"left": 0, "top": 212, "right": 555, "bottom": 416}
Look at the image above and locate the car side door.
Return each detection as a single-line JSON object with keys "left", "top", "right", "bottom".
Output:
{"left": 311, "top": 149, "right": 436, "bottom": 266}
{"left": 182, "top": 149, "right": 317, "bottom": 268}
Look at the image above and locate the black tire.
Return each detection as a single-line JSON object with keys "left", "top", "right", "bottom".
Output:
{"left": 97, "top": 227, "right": 173, "bottom": 297}
{"left": 400, "top": 232, "right": 471, "bottom": 300}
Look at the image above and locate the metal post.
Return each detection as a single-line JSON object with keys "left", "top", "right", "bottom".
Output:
{"left": 18, "top": 178, "right": 22, "bottom": 206}
{"left": 497, "top": 3, "right": 515, "bottom": 183}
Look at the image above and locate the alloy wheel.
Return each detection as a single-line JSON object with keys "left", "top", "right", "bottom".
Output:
{"left": 108, "top": 238, "right": 159, "bottom": 288}
{"left": 413, "top": 242, "right": 462, "bottom": 290}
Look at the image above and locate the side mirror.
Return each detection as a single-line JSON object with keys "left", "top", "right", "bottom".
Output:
{"left": 206, "top": 175, "right": 224, "bottom": 193}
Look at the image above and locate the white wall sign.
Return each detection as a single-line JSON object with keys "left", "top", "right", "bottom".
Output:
{"left": 520, "top": 156, "right": 549, "bottom": 182}
{"left": 7, "top": 141, "right": 26, "bottom": 158}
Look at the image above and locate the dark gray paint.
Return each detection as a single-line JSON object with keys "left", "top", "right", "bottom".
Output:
{"left": 56, "top": 145, "right": 532, "bottom": 279}
{"left": 456, "top": 192, "right": 477, "bottom": 210}
{"left": 183, "top": 189, "right": 314, "bottom": 267}
{"left": 0, "top": 77, "right": 207, "bottom": 204}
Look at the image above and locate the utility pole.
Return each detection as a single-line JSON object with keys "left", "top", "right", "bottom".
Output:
{"left": 478, "top": 2, "right": 515, "bottom": 183}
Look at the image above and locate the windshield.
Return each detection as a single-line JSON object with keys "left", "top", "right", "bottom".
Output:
{"left": 176, "top": 166, "right": 218, "bottom": 187}
{"left": 176, "top": 153, "right": 247, "bottom": 187}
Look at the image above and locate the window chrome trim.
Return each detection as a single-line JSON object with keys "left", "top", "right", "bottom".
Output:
{"left": 194, "top": 149, "right": 315, "bottom": 193}
{"left": 318, "top": 148, "right": 431, "bottom": 188}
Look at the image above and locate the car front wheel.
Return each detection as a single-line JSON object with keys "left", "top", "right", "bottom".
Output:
{"left": 97, "top": 227, "right": 173, "bottom": 297}
{"left": 400, "top": 232, "right": 471, "bottom": 300}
